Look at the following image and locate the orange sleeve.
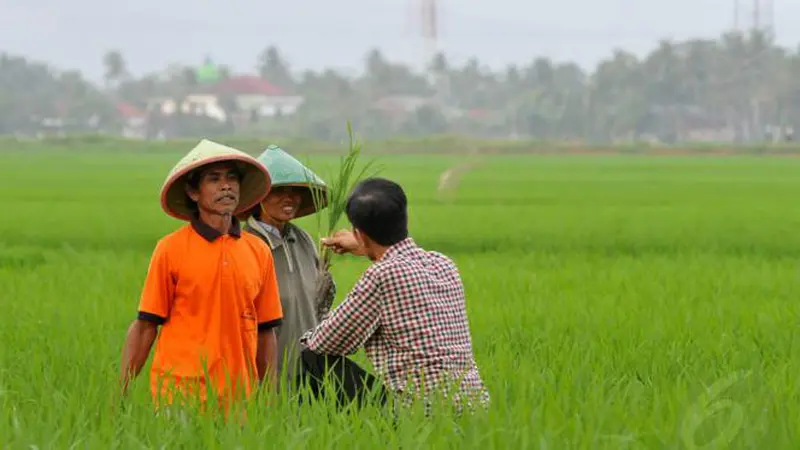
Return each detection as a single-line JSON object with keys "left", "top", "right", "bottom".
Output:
{"left": 256, "top": 246, "right": 283, "bottom": 331}
{"left": 137, "top": 238, "right": 174, "bottom": 325}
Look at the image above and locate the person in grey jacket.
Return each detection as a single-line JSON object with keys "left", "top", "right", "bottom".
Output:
{"left": 240, "top": 145, "right": 336, "bottom": 388}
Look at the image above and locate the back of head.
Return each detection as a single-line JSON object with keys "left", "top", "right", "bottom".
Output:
{"left": 345, "top": 178, "right": 408, "bottom": 246}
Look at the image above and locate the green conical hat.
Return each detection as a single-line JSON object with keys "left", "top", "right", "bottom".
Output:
{"left": 160, "top": 139, "right": 271, "bottom": 221}
{"left": 255, "top": 144, "right": 327, "bottom": 219}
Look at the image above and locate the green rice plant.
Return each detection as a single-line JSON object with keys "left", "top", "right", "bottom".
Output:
{"left": 305, "top": 122, "right": 381, "bottom": 312}
{"left": 5, "top": 148, "right": 800, "bottom": 447}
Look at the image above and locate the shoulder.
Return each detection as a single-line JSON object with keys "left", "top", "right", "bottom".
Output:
{"left": 347, "top": 263, "right": 385, "bottom": 297}
{"left": 428, "top": 249, "right": 458, "bottom": 268}
{"left": 240, "top": 233, "right": 277, "bottom": 270}
{"left": 289, "top": 224, "right": 316, "bottom": 248}
{"left": 143, "top": 226, "right": 193, "bottom": 274}
{"left": 365, "top": 257, "right": 403, "bottom": 286}
{"left": 384, "top": 245, "right": 461, "bottom": 282}
{"left": 241, "top": 223, "right": 260, "bottom": 239}
{"left": 409, "top": 240, "right": 458, "bottom": 267}
{"left": 163, "top": 224, "right": 193, "bottom": 241}
{"left": 151, "top": 225, "right": 192, "bottom": 256}
{"left": 241, "top": 232, "right": 272, "bottom": 255}
{"left": 426, "top": 249, "right": 462, "bottom": 280}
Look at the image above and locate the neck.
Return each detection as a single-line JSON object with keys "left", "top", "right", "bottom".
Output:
{"left": 198, "top": 210, "right": 233, "bottom": 234}
{"left": 371, "top": 246, "right": 389, "bottom": 262}
{"left": 261, "top": 215, "right": 287, "bottom": 233}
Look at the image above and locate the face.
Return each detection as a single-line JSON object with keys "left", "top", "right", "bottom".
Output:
{"left": 186, "top": 162, "right": 241, "bottom": 217}
{"left": 260, "top": 186, "right": 305, "bottom": 227}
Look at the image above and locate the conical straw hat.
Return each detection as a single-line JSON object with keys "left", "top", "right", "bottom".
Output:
{"left": 160, "top": 139, "right": 272, "bottom": 221}
{"left": 251, "top": 144, "right": 328, "bottom": 219}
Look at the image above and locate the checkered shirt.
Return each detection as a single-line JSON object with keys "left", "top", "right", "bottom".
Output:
{"left": 300, "top": 238, "right": 489, "bottom": 409}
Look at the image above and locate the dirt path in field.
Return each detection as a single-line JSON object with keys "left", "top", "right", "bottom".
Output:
{"left": 473, "top": 146, "right": 800, "bottom": 157}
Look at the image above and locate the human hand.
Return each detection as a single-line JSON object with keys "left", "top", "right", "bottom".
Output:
{"left": 321, "top": 230, "right": 365, "bottom": 256}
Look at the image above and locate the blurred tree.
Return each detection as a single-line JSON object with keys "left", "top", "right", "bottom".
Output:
{"left": 102, "top": 50, "right": 127, "bottom": 89}
{"left": 258, "top": 46, "right": 294, "bottom": 90}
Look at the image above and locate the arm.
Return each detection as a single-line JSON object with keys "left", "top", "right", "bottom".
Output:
{"left": 320, "top": 230, "right": 366, "bottom": 257}
{"left": 119, "top": 319, "right": 159, "bottom": 395}
{"left": 256, "top": 328, "right": 279, "bottom": 390}
{"left": 254, "top": 247, "right": 284, "bottom": 390}
{"left": 300, "top": 268, "right": 382, "bottom": 356}
{"left": 120, "top": 239, "right": 173, "bottom": 396}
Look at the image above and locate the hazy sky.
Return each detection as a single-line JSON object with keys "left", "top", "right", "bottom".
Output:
{"left": 2, "top": 0, "right": 799, "bottom": 81}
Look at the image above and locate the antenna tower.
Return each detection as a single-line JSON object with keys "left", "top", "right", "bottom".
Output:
{"left": 421, "top": 0, "right": 438, "bottom": 77}
{"left": 420, "top": 0, "right": 449, "bottom": 104}
{"left": 751, "top": 0, "right": 775, "bottom": 41}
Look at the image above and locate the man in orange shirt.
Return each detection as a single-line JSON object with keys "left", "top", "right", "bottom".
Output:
{"left": 119, "top": 139, "right": 284, "bottom": 411}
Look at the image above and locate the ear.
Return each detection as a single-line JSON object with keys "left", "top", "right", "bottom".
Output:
{"left": 185, "top": 183, "right": 200, "bottom": 202}
{"left": 354, "top": 228, "right": 369, "bottom": 246}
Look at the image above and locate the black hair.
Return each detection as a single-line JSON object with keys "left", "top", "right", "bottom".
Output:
{"left": 345, "top": 177, "right": 408, "bottom": 246}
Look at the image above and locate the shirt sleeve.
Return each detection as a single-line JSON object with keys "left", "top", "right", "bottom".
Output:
{"left": 137, "top": 239, "right": 174, "bottom": 325}
{"left": 300, "top": 267, "right": 382, "bottom": 355}
{"left": 256, "top": 246, "right": 283, "bottom": 331}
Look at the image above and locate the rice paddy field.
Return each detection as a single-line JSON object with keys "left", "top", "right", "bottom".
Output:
{"left": 2, "top": 145, "right": 800, "bottom": 448}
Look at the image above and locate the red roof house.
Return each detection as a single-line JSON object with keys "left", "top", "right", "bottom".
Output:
{"left": 208, "top": 75, "right": 285, "bottom": 96}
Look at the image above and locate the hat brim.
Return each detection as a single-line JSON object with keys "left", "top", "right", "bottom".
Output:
{"left": 160, "top": 154, "right": 272, "bottom": 222}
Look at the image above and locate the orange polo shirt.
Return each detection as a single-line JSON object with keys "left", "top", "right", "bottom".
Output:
{"left": 137, "top": 218, "right": 283, "bottom": 407}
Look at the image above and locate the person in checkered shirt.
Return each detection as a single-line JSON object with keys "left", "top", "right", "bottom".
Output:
{"left": 298, "top": 178, "right": 490, "bottom": 412}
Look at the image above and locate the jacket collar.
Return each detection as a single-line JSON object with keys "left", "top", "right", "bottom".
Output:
{"left": 246, "top": 216, "right": 298, "bottom": 249}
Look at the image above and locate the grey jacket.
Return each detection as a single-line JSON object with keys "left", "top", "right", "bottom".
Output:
{"left": 244, "top": 217, "right": 335, "bottom": 383}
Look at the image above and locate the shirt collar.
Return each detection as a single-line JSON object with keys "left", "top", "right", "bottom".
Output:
{"left": 190, "top": 216, "right": 242, "bottom": 242}
{"left": 379, "top": 237, "right": 416, "bottom": 261}
{"left": 259, "top": 220, "right": 284, "bottom": 240}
